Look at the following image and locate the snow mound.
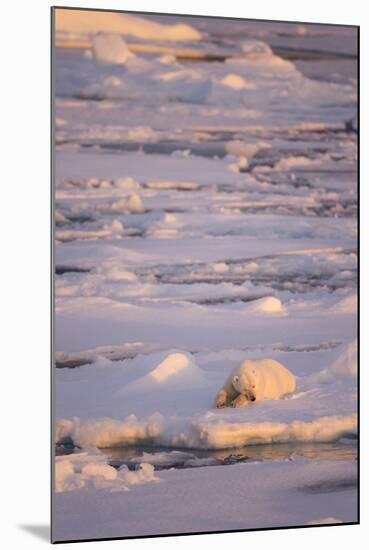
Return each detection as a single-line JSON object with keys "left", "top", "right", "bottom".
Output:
{"left": 120, "top": 352, "right": 206, "bottom": 394}
{"left": 331, "top": 293, "right": 357, "bottom": 314}
{"left": 110, "top": 219, "right": 124, "bottom": 236}
{"left": 56, "top": 10, "right": 202, "bottom": 42}
{"left": 212, "top": 262, "right": 229, "bottom": 274}
{"left": 221, "top": 74, "right": 255, "bottom": 91}
{"left": 127, "top": 193, "right": 145, "bottom": 214}
{"left": 92, "top": 33, "right": 134, "bottom": 65}
{"left": 315, "top": 340, "right": 357, "bottom": 383}
{"left": 248, "top": 297, "right": 286, "bottom": 315}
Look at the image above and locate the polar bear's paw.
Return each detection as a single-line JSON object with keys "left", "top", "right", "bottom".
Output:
{"left": 215, "top": 390, "right": 227, "bottom": 408}
{"left": 230, "top": 394, "right": 249, "bottom": 408}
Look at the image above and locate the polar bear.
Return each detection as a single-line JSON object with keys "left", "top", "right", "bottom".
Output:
{"left": 215, "top": 359, "right": 296, "bottom": 408}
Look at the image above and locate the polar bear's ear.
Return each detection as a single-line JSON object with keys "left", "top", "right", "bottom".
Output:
{"left": 233, "top": 375, "right": 239, "bottom": 383}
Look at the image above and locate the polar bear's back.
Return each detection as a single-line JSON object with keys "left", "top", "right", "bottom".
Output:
{"left": 240, "top": 358, "right": 296, "bottom": 401}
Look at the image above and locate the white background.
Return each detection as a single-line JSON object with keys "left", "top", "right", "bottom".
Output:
{"left": 1, "top": 0, "right": 367, "bottom": 548}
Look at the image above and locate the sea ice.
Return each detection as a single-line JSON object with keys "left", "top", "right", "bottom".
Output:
{"left": 53, "top": 14, "right": 357, "bottom": 540}
{"left": 56, "top": 10, "right": 202, "bottom": 42}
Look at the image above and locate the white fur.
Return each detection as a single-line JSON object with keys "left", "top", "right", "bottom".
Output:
{"left": 215, "top": 359, "right": 296, "bottom": 408}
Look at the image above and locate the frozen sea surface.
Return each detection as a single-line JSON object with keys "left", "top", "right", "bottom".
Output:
{"left": 53, "top": 11, "right": 357, "bottom": 541}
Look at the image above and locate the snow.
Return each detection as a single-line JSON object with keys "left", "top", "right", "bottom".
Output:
{"left": 53, "top": 11, "right": 357, "bottom": 542}
{"left": 56, "top": 10, "right": 202, "bottom": 42}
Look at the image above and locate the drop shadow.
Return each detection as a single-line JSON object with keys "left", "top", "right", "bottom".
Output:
{"left": 19, "top": 524, "right": 50, "bottom": 542}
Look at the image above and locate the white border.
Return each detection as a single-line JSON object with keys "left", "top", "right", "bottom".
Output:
{"left": 2, "top": 1, "right": 367, "bottom": 548}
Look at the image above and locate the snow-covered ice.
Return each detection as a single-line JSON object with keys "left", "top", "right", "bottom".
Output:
{"left": 53, "top": 10, "right": 357, "bottom": 542}
{"left": 54, "top": 457, "right": 357, "bottom": 541}
{"left": 56, "top": 10, "right": 202, "bottom": 42}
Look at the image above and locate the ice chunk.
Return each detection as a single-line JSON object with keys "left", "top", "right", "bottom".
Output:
{"left": 55, "top": 461, "right": 85, "bottom": 493}
{"left": 81, "top": 463, "right": 118, "bottom": 481}
{"left": 229, "top": 156, "right": 249, "bottom": 172}
{"left": 92, "top": 33, "right": 134, "bottom": 65}
{"left": 128, "top": 193, "right": 145, "bottom": 214}
{"left": 58, "top": 413, "right": 357, "bottom": 450}
{"left": 122, "top": 463, "right": 158, "bottom": 485}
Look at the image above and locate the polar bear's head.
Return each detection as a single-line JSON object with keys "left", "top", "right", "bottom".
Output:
{"left": 231, "top": 362, "right": 258, "bottom": 401}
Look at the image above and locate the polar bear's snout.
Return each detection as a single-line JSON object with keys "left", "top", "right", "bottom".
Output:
{"left": 245, "top": 389, "right": 256, "bottom": 402}
{"left": 232, "top": 374, "right": 256, "bottom": 401}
